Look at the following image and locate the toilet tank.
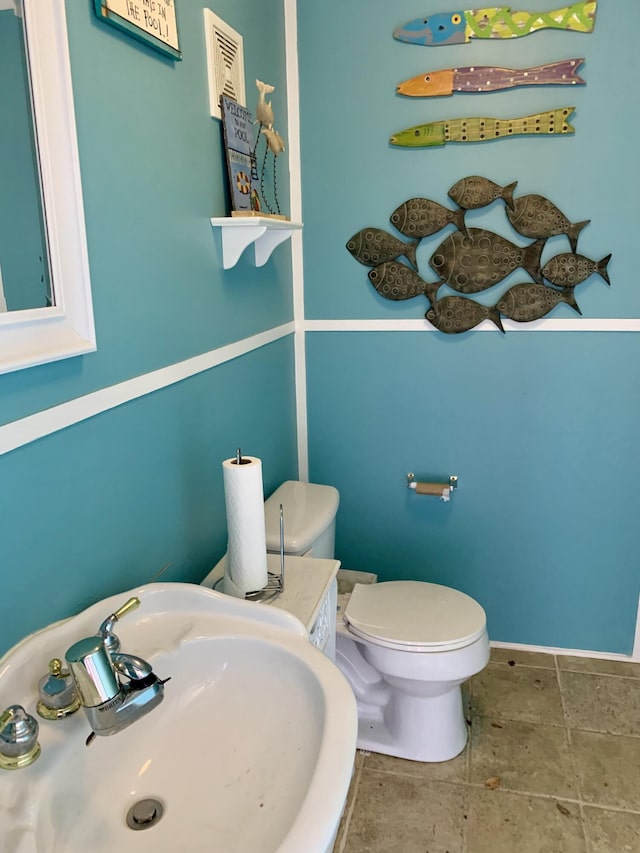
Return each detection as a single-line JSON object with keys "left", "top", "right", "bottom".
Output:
{"left": 264, "top": 480, "right": 340, "bottom": 558}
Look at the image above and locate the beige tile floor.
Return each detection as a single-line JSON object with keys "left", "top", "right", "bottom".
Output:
{"left": 333, "top": 649, "right": 640, "bottom": 853}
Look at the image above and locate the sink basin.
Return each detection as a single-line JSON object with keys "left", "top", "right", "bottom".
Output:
{"left": 0, "top": 583, "right": 357, "bottom": 852}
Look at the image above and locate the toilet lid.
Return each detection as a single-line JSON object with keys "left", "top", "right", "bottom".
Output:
{"left": 344, "top": 581, "right": 487, "bottom": 652}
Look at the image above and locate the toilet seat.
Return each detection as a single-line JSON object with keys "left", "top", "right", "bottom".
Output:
{"left": 344, "top": 581, "right": 487, "bottom": 653}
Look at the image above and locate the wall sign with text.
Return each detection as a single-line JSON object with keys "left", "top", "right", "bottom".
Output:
{"left": 93, "top": 0, "right": 182, "bottom": 60}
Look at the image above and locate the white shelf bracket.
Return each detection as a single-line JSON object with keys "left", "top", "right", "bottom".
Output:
{"left": 211, "top": 217, "right": 302, "bottom": 269}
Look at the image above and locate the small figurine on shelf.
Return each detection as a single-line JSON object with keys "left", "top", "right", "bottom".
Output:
{"left": 253, "top": 79, "right": 287, "bottom": 219}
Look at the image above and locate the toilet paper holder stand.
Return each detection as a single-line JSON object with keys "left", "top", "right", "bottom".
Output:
{"left": 245, "top": 504, "right": 286, "bottom": 604}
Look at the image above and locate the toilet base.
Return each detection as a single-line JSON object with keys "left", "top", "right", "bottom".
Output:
{"left": 336, "top": 631, "right": 486, "bottom": 763}
{"left": 355, "top": 685, "right": 468, "bottom": 762}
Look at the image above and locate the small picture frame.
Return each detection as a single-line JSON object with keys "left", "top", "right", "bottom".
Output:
{"left": 220, "top": 96, "right": 262, "bottom": 215}
{"left": 93, "top": 0, "right": 182, "bottom": 60}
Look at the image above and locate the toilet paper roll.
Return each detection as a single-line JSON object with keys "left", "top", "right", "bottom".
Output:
{"left": 222, "top": 455, "right": 268, "bottom": 596}
{"left": 415, "top": 481, "right": 451, "bottom": 500}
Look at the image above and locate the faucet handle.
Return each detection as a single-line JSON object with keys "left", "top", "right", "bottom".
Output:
{"left": 36, "top": 658, "right": 81, "bottom": 720}
{"left": 0, "top": 705, "right": 41, "bottom": 770}
{"left": 99, "top": 596, "right": 141, "bottom": 654}
{"left": 112, "top": 597, "right": 141, "bottom": 622}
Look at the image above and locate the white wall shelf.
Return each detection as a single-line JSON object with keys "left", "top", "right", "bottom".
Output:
{"left": 211, "top": 216, "right": 302, "bottom": 269}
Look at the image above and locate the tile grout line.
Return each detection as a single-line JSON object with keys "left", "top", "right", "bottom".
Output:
{"left": 335, "top": 753, "right": 365, "bottom": 853}
{"left": 461, "top": 783, "right": 470, "bottom": 853}
{"left": 555, "top": 654, "right": 590, "bottom": 852}
{"left": 463, "top": 684, "right": 473, "bottom": 853}
{"left": 492, "top": 660, "right": 640, "bottom": 681}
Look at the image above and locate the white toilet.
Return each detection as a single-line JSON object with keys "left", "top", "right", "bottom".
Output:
{"left": 264, "top": 480, "right": 490, "bottom": 763}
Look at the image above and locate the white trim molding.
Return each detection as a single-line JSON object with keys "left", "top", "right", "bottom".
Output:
{"left": 0, "top": 323, "right": 294, "bottom": 457}
{"left": 303, "top": 318, "right": 640, "bottom": 333}
{"left": 284, "top": 0, "right": 308, "bottom": 481}
{"left": 633, "top": 591, "right": 640, "bottom": 659}
{"left": 492, "top": 640, "right": 639, "bottom": 663}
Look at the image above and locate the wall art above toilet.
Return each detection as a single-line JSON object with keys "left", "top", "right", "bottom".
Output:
{"left": 346, "top": 175, "right": 612, "bottom": 335}
{"left": 396, "top": 59, "right": 586, "bottom": 98}
{"left": 392, "top": 2, "right": 597, "bottom": 47}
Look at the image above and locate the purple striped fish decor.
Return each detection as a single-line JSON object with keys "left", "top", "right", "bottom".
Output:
{"left": 397, "top": 58, "right": 585, "bottom": 97}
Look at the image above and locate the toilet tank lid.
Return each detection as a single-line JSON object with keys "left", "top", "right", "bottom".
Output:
{"left": 264, "top": 480, "right": 340, "bottom": 553}
{"left": 345, "top": 581, "right": 487, "bottom": 649}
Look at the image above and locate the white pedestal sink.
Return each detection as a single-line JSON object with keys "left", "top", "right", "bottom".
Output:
{"left": 0, "top": 584, "right": 357, "bottom": 852}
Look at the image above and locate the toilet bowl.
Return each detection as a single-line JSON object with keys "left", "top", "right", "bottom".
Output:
{"left": 336, "top": 580, "right": 489, "bottom": 762}
{"left": 262, "top": 481, "right": 490, "bottom": 763}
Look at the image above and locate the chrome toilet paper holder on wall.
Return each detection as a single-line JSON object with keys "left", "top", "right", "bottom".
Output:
{"left": 407, "top": 473, "right": 458, "bottom": 502}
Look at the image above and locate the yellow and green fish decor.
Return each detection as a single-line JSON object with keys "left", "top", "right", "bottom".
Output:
{"left": 393, "top": 3, "right": 596, "bottom": 46}
{"left": 397, "top": 58, "right": 586, "bottom": 98}
{"left": 390, "top": 107, "right": 575, "bottom": 148}
{"left": 345, "top": 175, "right": 612, "bottom": 335}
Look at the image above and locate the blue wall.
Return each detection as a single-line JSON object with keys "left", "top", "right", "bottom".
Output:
{"left": 299, "top": 1, "right": 640, "bottom": 653}
{"left": 3, "top": 1, "right": 639, "bottom": 659}
{"left": 0, "top": 0, "right": 297, "bottom": 656}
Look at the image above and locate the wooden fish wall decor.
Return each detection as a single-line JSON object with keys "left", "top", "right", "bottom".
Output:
{"left": 393, "top": 3, "right": 597, "bottom": 46}
{"left": 390, "top": 107, "right": 575, "bottom": 148}
{"left": 397, "top": 59, "right": 586, "bottom": 98}
{"left": 345, "top": 175, "right": 613, "bottom": 335}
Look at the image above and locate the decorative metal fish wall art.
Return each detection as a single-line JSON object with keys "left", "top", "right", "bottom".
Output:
{"left": 448, "top": 176, "right": 516, "bottom": 211}
{"left": 346, "top": 228, "right": 419, "bottom": 270}
{"left": 542, "top": 253, "right": 611, "bottom": 287}
{"left": 368, "top": 262, "right": 436, "bottom": 300}
{"left": 506, "top": 195, "right": 589, "bottom": 253}
{"left": 390, "top": 198, "right": 467, "bottom": 239}
{"left": 393, "top": 2, "right": 597, "bottom": 46}
{"left": 390, "top": 108, "right": 575, "bottom": 148}
{"left": 346, "top": 175, "right": 612, "bottom": 334}
{"left": 430, "top": 228, "right": 545, "bottom": 293}
{"left": 426, "top": 295, "right": 504, "bottom": 333}
{"left": 397, "top": 59, "right": 585, "bottom": 97}
{"left": 496, "top": 283, "right": 581, "bottom": 321}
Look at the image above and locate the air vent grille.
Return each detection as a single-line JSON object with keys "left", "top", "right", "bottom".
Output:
{"left": 204, "top": 10, "right": 246, "bottom": 119}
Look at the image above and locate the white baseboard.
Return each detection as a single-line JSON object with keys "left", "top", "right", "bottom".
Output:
{"left": 491, "top": 639, "right": 638, "bottom": 663}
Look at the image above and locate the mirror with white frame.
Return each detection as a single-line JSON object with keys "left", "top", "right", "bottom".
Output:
{"left": 0, "top": 0, "right": 95, "bottom": 374}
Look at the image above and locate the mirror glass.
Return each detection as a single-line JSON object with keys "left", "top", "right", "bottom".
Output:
{"left": 0, "top": 1, "right": 51, "bottom": 313}
{"left": 0, "top": 0, "right": 95, "bottom": 376}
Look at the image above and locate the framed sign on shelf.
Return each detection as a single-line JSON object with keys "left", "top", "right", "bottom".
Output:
{"left": 93, "top": 0, "right": 182, "bottom": 60}
{"left": 220, "top": 95, "right": 262, "bottom": 215}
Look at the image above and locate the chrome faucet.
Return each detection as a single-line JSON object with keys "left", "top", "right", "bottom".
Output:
{"left": 65, "top": 597, "right": 168, "bottom": 738}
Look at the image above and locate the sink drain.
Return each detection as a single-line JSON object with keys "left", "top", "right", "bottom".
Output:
{"left": 126, "top": 798, "right": 164, "bottom": 831}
